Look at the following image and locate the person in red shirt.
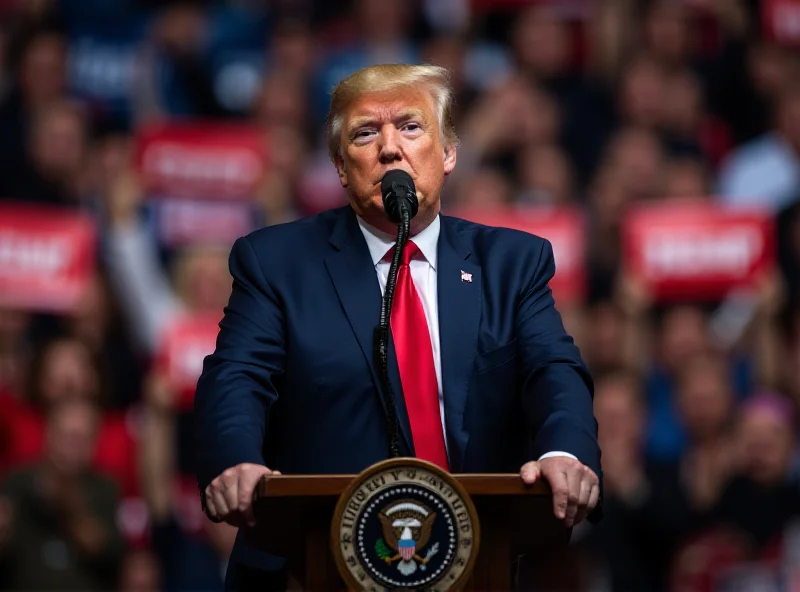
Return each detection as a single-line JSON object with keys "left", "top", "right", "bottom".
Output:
{"left": 0, "top": 336, "right": 138, "bottom": 497}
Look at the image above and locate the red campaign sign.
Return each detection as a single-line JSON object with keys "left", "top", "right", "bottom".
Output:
{"left": 0, "top": 203, "right": 96, "bottom": 312}
{"left": 135, "top": 121, "right": 267, "bottom": 201}
{"left": 157, "top": 313, "right": 221, "bottom": 410}
{"left": 156, "top": 198, "right": 255, "bottom": 247}
{"left": 445, "top": 205, "right": 587, "bottom": 305}
{"left": 623, "top": 201, "right": 775, "bottom": 301}
{"left": 763, "top": 0, "right": 800, "bottom": 45}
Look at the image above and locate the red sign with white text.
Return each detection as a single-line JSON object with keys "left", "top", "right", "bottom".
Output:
{"left": 0, "top": 204, "right": 96, "bottom": 312}
{"left": 156, "top": 198, "right": 255, "bottom": 247}
{"left": 763, "top": 0, "right": 800, "bottom": 45}
{"left": 623, "top": 202, "right": 775, "bottom": 301}
{"left": 157, "top": 314, "right": 221, "bottom": 410}
{"left": 446, "top": 206, "right": 586, "bottom": 305}
{"left": 135, "top": 122, "right": 267, "bottom": 201}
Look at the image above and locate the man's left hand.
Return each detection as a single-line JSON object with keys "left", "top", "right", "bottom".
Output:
{"left": 521, "top": 457, "right": 599, "bottom": 527}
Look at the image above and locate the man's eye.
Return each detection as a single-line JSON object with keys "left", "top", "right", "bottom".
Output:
{"left": 355, "top": 130, "right": 374, "bottom": 138}
{"left": 403, "top": 123, "right": 420, "bottom": 131}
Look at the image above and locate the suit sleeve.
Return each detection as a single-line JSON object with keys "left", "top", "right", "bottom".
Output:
{"left": 517, "top": 239, "right": 602, "bottom": 486}
{"left": 193, "top": 235, "right": 285, "bottom": 493}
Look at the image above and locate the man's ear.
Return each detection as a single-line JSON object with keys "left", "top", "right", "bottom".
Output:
{"left": 443, "top": 142, "right": 457, "bottom": 176}
{"left": 334, "top": 154, "right": 348, "bottom": 187}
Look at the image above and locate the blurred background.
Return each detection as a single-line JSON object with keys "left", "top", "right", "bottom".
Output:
{"left": 0, "top": 0, "right": 799, "bottom": 590}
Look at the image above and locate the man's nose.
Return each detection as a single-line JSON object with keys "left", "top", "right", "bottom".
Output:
{"left": 378, "top": 126, "right": 402, "bottom": 163}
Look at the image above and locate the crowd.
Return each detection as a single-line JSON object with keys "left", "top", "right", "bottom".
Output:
{"left": 0, "top": 0, "right": 799, "bottom": 590}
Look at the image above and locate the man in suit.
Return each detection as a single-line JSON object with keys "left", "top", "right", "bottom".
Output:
{"left": 194, "top": 63, "right": 601, "bottom": 589}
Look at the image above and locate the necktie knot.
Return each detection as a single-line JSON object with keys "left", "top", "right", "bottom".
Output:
{"left": 385, "top": 241, "right": 421, "bottom": 266}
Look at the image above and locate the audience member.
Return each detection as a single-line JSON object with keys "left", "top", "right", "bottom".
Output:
{"left": 0, "top": 399, "right": 126, "bottom": 590}
{"left": 0, "top": 0, "right": 795, "bottom": 586}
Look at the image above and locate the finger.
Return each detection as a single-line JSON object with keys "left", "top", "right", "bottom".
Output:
{"left": 520, "top": 462, "right": 540, "bottom": 485}
{"left": 211, "top": 472, "right": 237, "bottom": 519}
{"left": 211, "top": 488, "right": 231, "bottom": 519}
{"left": 548, "top": 469, "right": 569, "bottom": 520}
{"left": 223, "top": 479, "right": 240, "bottom": 520}
{"left": 564, "top": 469, "right": 580, "bottom": 528}
{"left": 239, "top": 470, "right": 270, "bottom": 527}
{"left": 588, "top": 482, "right": 600, "bottom": 511}
{"left": 204, "top": 486, "right": 219, "bottom": 519}
{"left": 573, "top": 476, "right": 593, "bottom": 526}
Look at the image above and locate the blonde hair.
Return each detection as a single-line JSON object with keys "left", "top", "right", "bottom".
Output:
{"left": 326, "top": 63, "right": 459, "bottom": 161}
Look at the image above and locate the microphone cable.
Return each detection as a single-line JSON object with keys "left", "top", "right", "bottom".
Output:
{"left": 374, "top": 171, "right": 417, "bottom": 459}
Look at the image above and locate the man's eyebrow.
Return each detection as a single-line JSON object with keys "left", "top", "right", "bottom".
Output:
{"left": 347, "top": 116, "right": 377, "bottom": 132}
{"left": 346, "top": 109, "right": 428, "bottom": 134}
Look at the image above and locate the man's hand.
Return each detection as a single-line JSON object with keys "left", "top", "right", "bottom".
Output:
{"left": 521, "top": 457, "right": 599, "bottom": 527}
{"left": 205, "top": 463, "right": 280, "bottom": 528}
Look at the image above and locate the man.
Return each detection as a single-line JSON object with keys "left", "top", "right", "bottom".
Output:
{"left": 0, "top": 399, "right": 125, "bottom": 591}
{"left": 194, "top": 64, "right": 601, "bottom": 589}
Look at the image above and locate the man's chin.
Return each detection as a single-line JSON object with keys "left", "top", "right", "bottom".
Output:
{"left": 349, "top": 192, "right": 438, "bottom": 231}
{"left": 346, "top": 198, "right": 392, "bottom": 228}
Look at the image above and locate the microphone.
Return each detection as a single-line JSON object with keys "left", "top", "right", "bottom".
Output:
{"left": 374, "top": 170, "right": 418, "bottom": 459}
{"left": 381, "top": 169, "right": 418, "bottom": 224}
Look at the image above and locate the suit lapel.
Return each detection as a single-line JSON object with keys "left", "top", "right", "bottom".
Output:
{"left": 437, "top": 217, "right": 481, "bottom": 472}
{"left": 324, "top": 208, "right": 415, "bottom": 455}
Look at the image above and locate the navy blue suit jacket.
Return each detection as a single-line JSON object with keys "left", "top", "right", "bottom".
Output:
{"left": 194, "top": 205, "right": 601, "bottom": 581}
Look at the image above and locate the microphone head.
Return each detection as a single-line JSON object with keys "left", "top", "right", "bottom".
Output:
{"left": 381, "top": 170, "right": 418, "bottom": 223}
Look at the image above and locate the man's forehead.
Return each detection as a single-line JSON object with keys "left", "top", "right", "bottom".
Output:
{"left": 344, "top": 90, "right": 435, "bottom": 123}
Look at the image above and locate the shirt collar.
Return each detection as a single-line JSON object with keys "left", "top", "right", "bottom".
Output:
{"left": 357, "top": 214, "right": 440, "bottom": 270}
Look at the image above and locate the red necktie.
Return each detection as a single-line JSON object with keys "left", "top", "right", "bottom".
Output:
{"left": 389, "top": 241, "right": 450, "bottom": 471}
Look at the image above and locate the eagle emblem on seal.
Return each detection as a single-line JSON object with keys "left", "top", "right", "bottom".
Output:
{"left": 374, "top": 500, "right": 441, "bottom": 576}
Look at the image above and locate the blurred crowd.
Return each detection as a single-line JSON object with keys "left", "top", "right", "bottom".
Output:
{"left": 0, "top": 0, "right": 799, "bottom": 590}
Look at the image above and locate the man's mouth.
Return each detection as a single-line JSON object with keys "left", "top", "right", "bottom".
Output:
{"left": 375, "top": 169, "right": 411, "bottom": 185}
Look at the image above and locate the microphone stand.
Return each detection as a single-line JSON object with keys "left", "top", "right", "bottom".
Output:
{"left": 373, "top": 204, "right": 412, "bottom": 459}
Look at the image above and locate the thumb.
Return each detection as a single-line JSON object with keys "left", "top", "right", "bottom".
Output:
{"left": 245, "top": 469, "right": 282, "bottom": 527}
{"left": 521, "top": 462, "right": 541, "bottom": 484}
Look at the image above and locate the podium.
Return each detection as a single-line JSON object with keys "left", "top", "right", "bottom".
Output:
{"left": 247, "top": 460, "right": 571, "bottom": 591}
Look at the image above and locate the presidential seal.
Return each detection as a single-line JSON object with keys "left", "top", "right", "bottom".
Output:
{"left": 332, "top": 458, "right": 479, "bottom": 591}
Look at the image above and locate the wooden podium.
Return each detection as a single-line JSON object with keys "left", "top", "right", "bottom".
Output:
{"left": 247, "top": 468, "right": 571, "bottom": 591}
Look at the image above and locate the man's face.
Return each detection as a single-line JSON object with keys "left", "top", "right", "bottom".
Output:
{"left": 678, "top": 366, "right": 732, "bottom": 440}
{"left": 595, "top": 380, "right": 643, "bottom": 453}
{"left": 334, "top": 86, "right": 456, "bottom": 233}
{"left": 738, "top": 411, "right": 793, "bottom": 486}
{"left": 46, "top": 403, "right": 98, "bottom": 477}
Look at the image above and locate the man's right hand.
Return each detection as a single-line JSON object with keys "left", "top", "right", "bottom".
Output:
{"left": 204, "top": 463, "right": 280, "bottom": 528}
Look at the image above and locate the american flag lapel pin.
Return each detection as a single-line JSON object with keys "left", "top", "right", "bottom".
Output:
{"left": 460, "top": 270, "right": 472, "bottom": 283}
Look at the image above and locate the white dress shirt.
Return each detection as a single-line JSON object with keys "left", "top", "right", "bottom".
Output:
{"left": 356, "top": 215, "right": 575, "bottom": 464}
